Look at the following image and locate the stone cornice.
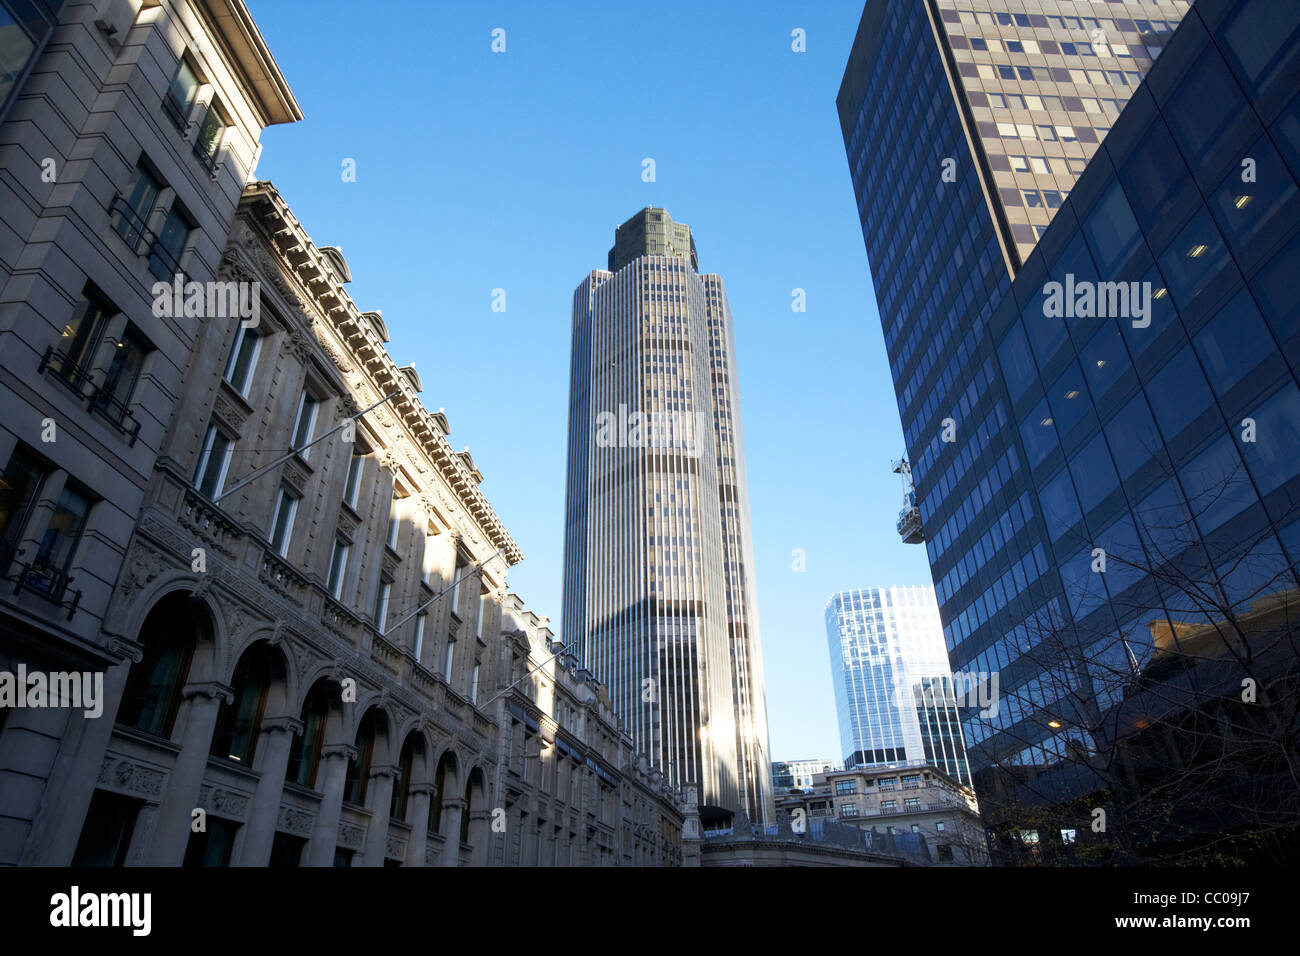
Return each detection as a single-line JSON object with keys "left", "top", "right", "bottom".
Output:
{"left": 235, "top": 181, "right": 523, "bottom": 568}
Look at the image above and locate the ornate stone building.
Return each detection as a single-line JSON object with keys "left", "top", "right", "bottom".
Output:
{"left": 490, "top": 597, "right": 696, "bottom": 866}
{"left": 0, "top": 0, "right": 301, "bottom": 866}
{"left": 0, "top": 0, "right": 689, "bottom": 868}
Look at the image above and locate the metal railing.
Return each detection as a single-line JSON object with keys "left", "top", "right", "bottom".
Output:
{"left": 40, "top": 345, "right": 140, "bottom": 446}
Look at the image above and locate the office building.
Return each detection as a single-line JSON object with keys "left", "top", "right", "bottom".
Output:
{"left": 825, "top": 587, "right": 971, "bottom": 786}
{"left": 562, "top": 207, "right": 773, "bottom": 824}
{"left": 776, "top": 762, "right": 987, "bottom": 865}
{"left": 838, "top": 0, "right": 1300, "bottom": 856}
{"left": 772, "top": 758, "right": 836, "bottom": 793}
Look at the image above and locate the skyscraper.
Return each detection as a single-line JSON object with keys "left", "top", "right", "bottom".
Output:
{"left": 562, "top": 207, "right": 773, "bottom": 825}
{"left": 825, "top": 587, "right": 971, "bottom": 787}
{"left": 838, "top": 0, "right": 1300, "bottom": 849}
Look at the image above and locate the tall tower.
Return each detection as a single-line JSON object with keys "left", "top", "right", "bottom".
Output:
{"left": 563, "top": 207, "right": 773, "bottom": 825}
{"left": 825, "top": 587, "right": 971, "bottom": 787}
{"left": 837, "top": 0, "right": 1300, "bottom": 841}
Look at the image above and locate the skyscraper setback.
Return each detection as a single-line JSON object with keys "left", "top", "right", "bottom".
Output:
{"left": 562, "top": 208, "right": 773, "bottom": 825}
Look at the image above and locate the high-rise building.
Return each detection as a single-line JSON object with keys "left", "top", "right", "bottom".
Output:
{"left": 825, "top": 588, "right": 971, "bottom": 786}
{"left": 772, "top": 758, "right": 837, "bottom": 793}
{"left": 562, "top": 207, "right": 773, "bottom": 825}
{"left": 837, "top": 0, "right": 1300, "bottom": 848}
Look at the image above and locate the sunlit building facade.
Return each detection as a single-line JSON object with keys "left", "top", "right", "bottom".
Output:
{"left": 838, "top": 0, "right": 1300, "bottom": 820}
{"left": 562, "top": 208, "right": 773, "bottom": 825}
{"left": 825, "top": 587, "right": 971, "bottom": 786}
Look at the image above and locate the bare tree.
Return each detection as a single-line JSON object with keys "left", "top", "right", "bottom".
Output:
{"left": 960, "top": 459, "right": 1300, "bottom": 865}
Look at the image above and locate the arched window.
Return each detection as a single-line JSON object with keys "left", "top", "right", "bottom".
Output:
{"left": 286, "top": 682, "right": 330, "bottom": 788}
{"left": 429, "top": 754, "right": 448, "bottom": 834}
{"left": 392, "top": 735, "right": 418, "bottom": 821}
{"left": 210, "top": 648, "right": 270, "bottom": 764}
{"left": 118, "top": 593, "right": 198, "bottom": 737}
{"left": 344, "top": 710, "right": 377, "bottom": 805}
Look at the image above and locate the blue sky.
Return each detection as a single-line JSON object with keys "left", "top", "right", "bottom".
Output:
{"left": 249, "top": 0, "right": 934, "bottom": 762}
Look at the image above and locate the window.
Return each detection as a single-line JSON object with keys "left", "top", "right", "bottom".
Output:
{"left": 183, "top": 817, "right": 238, "bottom": 867}
{"left": 30, "top": 485, "right": 90, "bottom": 594}
{"left": 291, "top": 390, "right": 318, "bottom": 458}
{"left": 840, "top": 803, "right": 859, "bottom": 818}
{"left": 1083, "top": 183, "right": 1141, "bottom": 273}
{"left": 413, "top": 613, "right": 426, "bottom": 660}
{"left": 72, "top": 791, "right": 141, "bottom": 867}
{"left": 1061, "top": 828, "right": 1078, "bottom": 844}
{"left": 471, "top": 661, "right": 481, "bottom": 703}
{"left": 936, "top": 821, "right": 946, "bottom": 831}
{"left": 210, "top": 650, "right": 270, "bottom": 765}
{"left": 1194, "top": 289, "right": 1275, "bottom": 398}
{"left": 194, "top": 99, "right": 226, "bottom": 169}
{"left": 1165, "top": 47, "right": 1248, "bottom": 170}
{"left": 269, "top": 832, "right": 305, "bottom": 867}
{"left": 343, "top": 450, "right": 364, "bottom": 508}
{"left": 373, "top": 578, "right": 391, "bottom": 633}
{"left": 113, "top": 163, "right": 161, "bottom": 248}
{"left": 286, "top": 683, "right": 330, "bottom": 789}
{"left": 54, "top": 293, "right": 113, "bottom": 384}
{"left": 194, "top": 424, "right": 234, "bottom": 499}
{"left": 878, "top": 778, "right": 898, "bottom": 791}
{"left": 326, "top": 539, "right": 349, "bottom": 600}
{"left": 937, "top": 844, "right": 954, "bottom": 862}
{"left": 148, "top": 204, "right": 190, "bottom": 281}
{"left": 1240, "top": 383, "right": 1300, "bottom": 496}
{"left": 450, "top": 556, "right": 466, "bottom": 616}
{"left": 901, "top": 774, "right": 921, "bottom": 789}
{"left": 223, "top": 326, "right": 260, "bottom": 397}
{"left": 997, "top": 321, "right": 1037, "bottom": 402}
{"left": 443, "top": 637, "right": 456, "bottom": 679}
{"left": 386, "top": 494, "right": 400, "bottom": 549}
{"left": 268, "top": 486, "right": 298, "bottom": 557}
{"left": 910, "top": 824, "right": 921, "bottom": 833}
{"left": 1209, "top": 134, "right": 1298, "bottom": 257}
{"left": 881, "top": 799, "right": 897, "bottom": 810}
{"left": 93, "top": 326, "right": 148, "bottom": 425}
{"left": 0, "top": 448, "right": 45, "bottom": 556}
{"left": 835, "top": 780, "right": 857, "bottom": 796}
{"left": 119, "top": 594, "right": 195, "bottom": 738}
{"left": 476, "top": 592, "right": 487, "bottom": 638}
{"left": 164, "top": 57, "right": 199, "bottom": 128}
{"left": 343, "top": 711, "right": 377, "bottom": 805}
{"left": 1147, "top": 346, "right": 1215, "bottom": 442}
{"left": 1079, "top": 323, "right": 1130, "bottom": 402}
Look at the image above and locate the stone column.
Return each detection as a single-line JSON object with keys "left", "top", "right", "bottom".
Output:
{"left": 438, "top": 797, "right": 466, "bottom": 866}
{"left": 144, "top": 680, "right": 231, "bottom": 866}
{"left": 360, "top": 764, "right": 398, "bottom": 866}
{"left": 304, "top": 743, "right": 356, "bottom": 867}
{"left": 402, "top": 783, "right": 433, "bottom": 867}
{"left": 468, "top": 808, "right": 491, "bottom": 866}
{"left": 234, "top": 715, "right": 302, "bottom": 866}
{"left": 20, "top": 643, "right": 136, "bottom": 865}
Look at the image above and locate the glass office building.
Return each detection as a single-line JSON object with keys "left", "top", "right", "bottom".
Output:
{"left": 562, "top": 208, "right": 773, "bottom": 824}
{"left": 838, "top": 0, "right": 1300, "bottom": 803}
{"left": 825, "top": 587, "right": 972, "bottom": 786}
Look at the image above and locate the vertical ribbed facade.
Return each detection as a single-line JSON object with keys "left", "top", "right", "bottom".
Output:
{"left": 825, "top": 587, "right": 972, "bottom": 787}
{"left": 563, "top": 209, "right": 772, "bottom": 823}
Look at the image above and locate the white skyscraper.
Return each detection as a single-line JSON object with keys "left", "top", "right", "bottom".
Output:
{"left": 825, "top": 586, "right": 971, "bottom": 786}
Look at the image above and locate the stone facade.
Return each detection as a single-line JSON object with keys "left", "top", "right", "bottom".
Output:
{"left": 775, "top": 762, "right": 989, "bottom": 866}
{"left": 0, "top": 0, "right": 687, "bottom": 867}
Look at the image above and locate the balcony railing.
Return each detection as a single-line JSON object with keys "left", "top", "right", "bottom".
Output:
{"left": 110, "top": 194, "right": 152, "bottom": 252}
{"left": 7, "top": 556, "right": 82, "bottom": 620}
{"left": 89, "top": 384, "right": 142, "bottom": 446}
{"left": 39, "top": 346, "right": 140, "bottom": 446}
